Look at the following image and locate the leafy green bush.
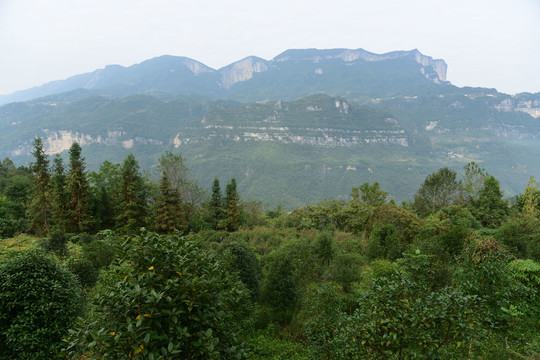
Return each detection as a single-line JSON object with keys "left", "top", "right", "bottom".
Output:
{"left": 218, "top": 241, "right": 263, "bottom": 301}
{"left": 247, "top": 327, "right": 311, "bottom": 360}
{"left": 41, "top": 230, "right": 68, "bottom": 257}
{"left": 66, "top": 257, "right": 99, "bottom": 289}
{"left": 65, "top": 231, "right": 250, "bottom": 359}
{"left": 341, "top": 266, "right": 482, "bottom": 359}
{"left": 330, "top": 253, "right": 364, "bottom": 293}
{"left": 81, "top": 238, "right": 116, "bottom": 269}
{"left": 0, "top": 250, "right": 82, "bottom": 359}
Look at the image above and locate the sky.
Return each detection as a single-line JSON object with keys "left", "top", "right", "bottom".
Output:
{"left": 0, "top": 0, "right": 539, "bottom": 96}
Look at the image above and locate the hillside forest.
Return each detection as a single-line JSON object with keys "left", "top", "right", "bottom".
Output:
{"left": 0, "top": 137, "right": 539, "bottom": 359}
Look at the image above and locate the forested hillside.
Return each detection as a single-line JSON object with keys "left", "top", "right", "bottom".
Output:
{"left": 1, "top": 49, "right": 539, "bottom": 207}
{"left": 0, "top": 143, "right": 539, "bottom": 359}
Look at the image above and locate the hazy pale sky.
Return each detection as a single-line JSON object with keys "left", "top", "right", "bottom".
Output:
{"left": 1, "top": 0, "right": 539, "bottom": 95}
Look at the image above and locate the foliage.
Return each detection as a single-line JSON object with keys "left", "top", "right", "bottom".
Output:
{"left": 153, "top": 170, "right": 184, "bottom": 233}
{"left": 341, "top": 266, "right": 482, "bottom": 359}
{"left": 82, "top": 237, "right": 117, "bottom": 270}
{"left": 314, "top": 231, "right": 334, "bottom": 265}
{"left": 28, "top": 136, "right": 51, "bottom": 235}
{"left": 41, "top": 230, "right": 69, "bottom": 257}
{"left": 454, "top": 234, "right": 517, "bottom": 328}
{"left": 0, "top": 250, "right": 82, "bottom": 359}
{"left": 66, "top": 142, "right": 93, "bottom": 232}
{"left": 67, "top": 256, "right": 99, "bottom": 289}
{"left": 460, "top": 161, "right": 488, "bottom": 204}
{"left": 222, "top": 178, "right": 241, "bottom": 232}
{"left": 116, "top": 153, "right": 147, "bottom": 233}
{"left": 51, "top": 155, "right": 70, "bottom": 231}
{"left": 366, "top": 224, "right": 403, "bottom": 261}
{"left": 329, "top": 253, "right": 364, "bottom": 293}
{"left": 414, "top": 167, "right": 461, "bottom": 217}
{"left": 218, "top": 241, "right": 263, "bottom": 302}
{"left": 247, "top": 327, "right": 311, "bottom": 360}
{"left": 297, "top": 283, "right": 348, "bottom": 359}
{"left": 65, "top": 231, "right": 250, "bottom": 359}
{"left": 263, "top": 250, "right": 302, "bottom": 323}
{"left": 473, "top": 175, "right": 509, "bottom": 228}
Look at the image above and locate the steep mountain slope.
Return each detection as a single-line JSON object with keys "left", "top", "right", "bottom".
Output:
{"left": 1, "top": 48, "right": 539, "bottom": 207}
{"left": 0, "top": 48, "right": 449, "bottom": 105}
{"left": 1, "top": 90, "right": 540, "bottom": 207}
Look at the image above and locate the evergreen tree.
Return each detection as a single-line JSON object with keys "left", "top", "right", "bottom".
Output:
{"left": 66, "top": 142, "right": 92, "bottom": 233}
{"left": 154, "top": 171, "right": 183, "bottom": 234}
{"left": 28, "top": 136, "right": 51, "bottom": 235}
{"left": 223, "top": 178, "right": 241, "bottom": 232}
{"left": 51, "top": 155, "right": 69, "bottom": 231}
{"left": 207, "top": 177, "right": 224, "bottom": 230}
{"left": 88, "top": 160, "right": 121, "bottom": 230}
{"left": 116, "top": 153, "right": 146, "bottom": 233}
{"left": 474, "top": 175, "right": 508, "bottom": 228}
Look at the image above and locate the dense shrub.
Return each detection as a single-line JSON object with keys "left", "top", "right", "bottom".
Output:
{"left": 218, "top": 241, "right": 263, "bottom": 301}
{"left": 65, "top": 231, "right": 250, "bottom": 359}
{"left": 81, "top": 239, "right": 116, "bottom": 269}
{"left": 41, "top": 230, "right": 68, "bottom": 257}
{"left": 66, "top": 257, "right": 99, "bottom": 289}
{"left": 0, "top": 250, "right": 82, "bottom": 359}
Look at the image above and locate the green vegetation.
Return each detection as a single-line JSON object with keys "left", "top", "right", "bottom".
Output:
{"left": 0, "top": 146, "right": 539, "bottom": 359}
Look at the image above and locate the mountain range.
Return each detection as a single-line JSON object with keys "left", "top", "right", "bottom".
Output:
{"left": 1, "top": 48, "right": 539, "bottom": 207}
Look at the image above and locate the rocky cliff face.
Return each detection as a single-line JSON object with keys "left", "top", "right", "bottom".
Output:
{"left": 273, "top": 48, "right": 447, "bottom": 83}
{"left": 495, "top": 94, "right": 540, "bottom": 118}
{"left": 219, "top": 57, "right": 269, "bottom": 89}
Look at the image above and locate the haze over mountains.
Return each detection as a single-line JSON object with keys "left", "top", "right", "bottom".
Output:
{"left": 1, "top": 48, "right": 539, "bottom": 207}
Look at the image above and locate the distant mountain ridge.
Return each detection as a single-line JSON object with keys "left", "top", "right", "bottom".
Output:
{"left": 0, "top": 48, "right": 448, "bottom": 105}
{"left": 1, "top": 48, "right": 540, "bottom": 207}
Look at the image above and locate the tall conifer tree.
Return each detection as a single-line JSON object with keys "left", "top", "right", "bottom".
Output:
{"left": 51, "top": 155, "right": 69, "bottom": 231}
{"left": 223, "top": 178, "right": 241, "bottom": 232}
{"left": 28, "top": 136, "right": 51, "bottom": 235}
{"left": 208, "top": 177, "right": 224, "bottom": 230}
{"left": 154, "top": 171, "right": 183, "bottom": 233}
{"left": 116, "top": 153, "right": 146, "bottom": 233}
{"left": 67, "top": 142, "right": 92, "bottom": 232}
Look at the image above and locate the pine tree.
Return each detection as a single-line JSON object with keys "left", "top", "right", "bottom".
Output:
{"left": 28, "top": 136, "right": 51, "bottom": 236}
{"left": 51, "top": 155, "right": 69, "bottom": 231}
{"left": 66, "top": 142, "right": 92, "bottom": 233}
{"left": 474, "top": 175, "right": 508, "bottom": 228}
{"left": 207, "top": 177, "right": 224, "bottom": 230}
{"left": 116, "top": 153, "right": 146, "bottom": 233}
{"left": 223, "top": 178, "right": 241, "bottom": 232}
{"left": 154, "top": 171, "right": 183, "bottom": 234}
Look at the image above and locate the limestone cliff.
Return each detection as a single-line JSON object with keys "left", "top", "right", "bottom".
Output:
{"left": 219, "top": 56, "right": 269, "bottom": 89}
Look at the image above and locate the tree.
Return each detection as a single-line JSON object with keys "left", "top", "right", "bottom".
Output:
{"left": 154, "top": 171, "right": 183, "bottom": 233}
{"left": 88, "top": 160, "right": 122, "bottom": 230}
{"left": 414, "top": 167, "right": 461, "bottom": 216}
{"left": 473, "top": 175, "right": 508, "bottom": 228}
{"left": 157, "top": 151, "right": 204, "bottom": 223}
{"left": 64, "top": 231, "right": 249, "bottom": 359}
{"left": 341, "top": 261, "right": 482, "bottom": 359}
{"left": 352, "top": 182, "right": 388, "bottom": 205}
{"left": 207, "top": 177, "right": 224, "bottom": 229}
{"left": 222, "top": 178, "right": 241, "bottom": 232}
{"left": 50, "top": 155, "right": 69, "bottom": 231}
{"left": 66, "top": 142, "right": 92, "bottom": 232}
{"left": 117, "top": 153, "right": 147, "bottom": 233}
{"left": 0, "top": 250, "right": 82, "bottom": 359}
{"left": 28, "top": 136, "right": 51, "bottom": 235}
{"left": 263, "top": 251, "right": 302, "bottom": 325}
{"left": 460, "top": 161, "right": 488, "bottom": 204}
{"left": 521, "top": 176, "right": 540, "bottom": 218}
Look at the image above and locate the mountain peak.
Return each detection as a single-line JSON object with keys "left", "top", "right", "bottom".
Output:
{"left": 218, "top": 56, "right": 269, "bottom": 89}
